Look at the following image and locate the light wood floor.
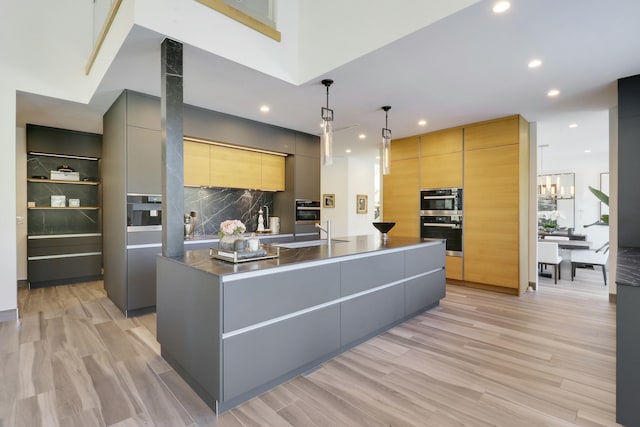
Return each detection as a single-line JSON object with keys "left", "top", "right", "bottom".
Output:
{"left": 1, "top": 268, "right": 617, "bottom": 426}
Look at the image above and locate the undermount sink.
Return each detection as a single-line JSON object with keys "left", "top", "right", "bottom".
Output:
{"left": 273, "top": 239, "right": 349, "bottom": 249}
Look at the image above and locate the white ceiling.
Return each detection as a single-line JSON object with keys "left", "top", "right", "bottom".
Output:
{"left": 17, "top": 0, "right": 640, "bottom": 162}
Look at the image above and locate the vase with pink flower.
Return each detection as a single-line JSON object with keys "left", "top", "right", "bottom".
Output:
{"left": 218, "top": 219, "right": 246, "bottom": 250}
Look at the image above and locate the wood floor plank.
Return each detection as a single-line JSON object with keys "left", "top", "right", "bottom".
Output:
{"left": 1, "top": 271, "right": 618, "bottom": 427}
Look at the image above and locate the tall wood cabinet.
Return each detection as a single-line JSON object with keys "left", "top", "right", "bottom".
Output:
{"left": 382, "top": 115, "right": 529, "bottom": 293}
{"left": 420, "top": 128, "right": 463, "bottom": 189}
{"left": 382, "top": 136, "right": 420, "bottom": 238}
{"left": 463, "top": 116, "right": 527, "bottom": 291}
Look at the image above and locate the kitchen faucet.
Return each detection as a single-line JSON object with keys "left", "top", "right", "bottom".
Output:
{"left": 315, "top": 220, "right": 332, "bottom": 245}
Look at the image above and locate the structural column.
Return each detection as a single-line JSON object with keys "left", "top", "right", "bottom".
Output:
{"left": 160, "top": 38, "right": 184, "bottom": 257}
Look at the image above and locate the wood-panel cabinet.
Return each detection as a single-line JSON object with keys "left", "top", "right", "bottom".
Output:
{"left": 210, "top": 145, "right": 262, "bottom": 189}
{"left": 464, "top": 139, "right": 520, "bottom": 289}
{"left": 390, "top": 135, "right": 419, "bottom": 161}
{"left": 184, "top": 141, "right": 286, "bottom": 191}
{"left": 445, "top": 256, "right": 463, "bottom": 281}
{"left": 261, "top": 154, "right": 285, "bottom": 191}
{"left": 463, "top": 116, "right": 519, "bottom": 151}
{"left": 184, "top": 140, "right": 211, "bottom": 187}
{"left": 383, "top": 157, "right": 419, "bottom": 238}
{"left": 420, "top": 128, "right": 463, "bottom": 189}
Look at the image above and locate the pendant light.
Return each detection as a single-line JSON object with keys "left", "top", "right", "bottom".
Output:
{"left": 381, "top": 106, "right": 392, "bottom": 175}
{"left": 321, "top": 79, "right": 334, "bottom": 166}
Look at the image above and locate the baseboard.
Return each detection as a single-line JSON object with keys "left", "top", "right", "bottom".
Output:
{"left": 609, "top": 293, "right": 617, "bottom": 304}
{"left": 0, "top": 309, "right": 18, "bottom": 323}
{"left": 447, "top": 279, "right": 519, "bottom": 295}
{"left": 17, "top": 279, "right": 28, "bottom": 288}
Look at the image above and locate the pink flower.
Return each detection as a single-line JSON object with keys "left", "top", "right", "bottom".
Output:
{"left": 219, "top": 219, "right": 246, "bottom": 236}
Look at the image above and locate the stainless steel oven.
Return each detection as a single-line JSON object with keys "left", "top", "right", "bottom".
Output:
{"left": 295, "top": 199, "right": 321, "bottom": 224}
{"left": 420, "top": 187, "right": 462, "bottom": 214}
{"left": 421, "top": 214, "right": 463, "bottom": 257}
{"left": 127, "top": 194, "right": 162, "bottom": 230}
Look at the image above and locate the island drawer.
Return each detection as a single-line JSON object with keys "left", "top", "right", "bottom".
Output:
{"left": 222, "top": 263, "right": 341, "bottom": 332}
{"left": 340, "top": 251, "right": 404, "bottom": 295}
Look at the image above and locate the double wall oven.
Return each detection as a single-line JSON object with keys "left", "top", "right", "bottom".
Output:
{"left": 420, "top": 188, "right": 463, "bottom": 257}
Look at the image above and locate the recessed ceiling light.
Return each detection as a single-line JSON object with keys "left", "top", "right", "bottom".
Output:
{"left": 585, "top": 149, "right": 591, "bottom": 153}
{"left": 569, "top": 123, "right": 578, "bottom": 128}
{"left": 260, "top": 105, "right": 270, "bottom": 112}
{"left": 492, "top": 1, "right": 510, "bottom": 13}
{"left": 528, "top": 59, "right": 542, "bottom": 68}
{"left": 418, "top": 120, "right": 427, "bottom": 126}
{"left": 345, "top": 149, "right": 352, "bottom": 154}
{"left": 320, "top": 123, "right": 325, "bottom": 128}
{"left": 547, "top": 89, "right": 560, "bottom": 97}
{"left": 358, "top": 134, "right": 366, "bottom": 139}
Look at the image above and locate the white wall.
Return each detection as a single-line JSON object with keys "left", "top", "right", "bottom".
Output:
{"left": 0, "top": 87, "right": 18, "bottom": 315}
{"left": 320, "top": 156, "right": 378, "bottom": 238}
{"left": 16, "top": 127, "right": 27, "bottom": 281}
{"left": 321, "top": 158, "right": 349, "bottom": 237}
{"left": 345, "top": 156, "right": 378, "bottom": 236}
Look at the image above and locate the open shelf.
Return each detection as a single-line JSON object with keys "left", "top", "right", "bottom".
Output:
{"left": 27, "top": 178, "right": 99, "bottom": 185}
{"left": 28, "top": 206, "right": 100, "bottom": 210}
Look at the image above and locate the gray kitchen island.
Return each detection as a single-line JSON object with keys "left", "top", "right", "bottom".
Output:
{"left": 156, "top": 235, "right": 446, "bottom": 413}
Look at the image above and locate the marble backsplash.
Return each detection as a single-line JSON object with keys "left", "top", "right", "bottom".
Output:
{"left": 184, "top": 187, "right": 274, "bottom": 237}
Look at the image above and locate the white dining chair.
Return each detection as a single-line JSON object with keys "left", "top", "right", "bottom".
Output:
{"left": 571, "top": 249, "right": 610, "bottom": 285}
{"left": 538, "top": 241, "right": 563, "bottom": 284}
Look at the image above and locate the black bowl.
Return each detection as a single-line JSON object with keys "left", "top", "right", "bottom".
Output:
{"left": 372, "top": 222, "right": 396, "bottom": 234}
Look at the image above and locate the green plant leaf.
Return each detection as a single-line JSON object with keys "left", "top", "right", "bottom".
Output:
{"left": 588, "top": 186, "right": 609, "bottom": 206}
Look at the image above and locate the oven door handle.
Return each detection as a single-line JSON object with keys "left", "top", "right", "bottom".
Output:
{"left": 423, "top": 223, "right": 461, "bottom": 228}
{"left": 297, "top": 207, "right": 320, "bottom": 210}
{"left": 423, "top": 195, "right": 456, "bottom": 200}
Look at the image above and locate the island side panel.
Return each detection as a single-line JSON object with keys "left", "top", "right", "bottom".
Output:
{"left": 156, "top": 256, "right": 222, "bottom": 409}
{"left": 405, "top": 269, "right": 446, "bottom": 316}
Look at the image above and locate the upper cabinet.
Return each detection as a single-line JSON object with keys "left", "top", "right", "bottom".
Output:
{"left": 463, "top": 116, "right": 520, "bottom": 150}
{"left": 390, "top": 135, "right": 419, "bottom": 161}
{"left": 261, "top": 154, "right": 285, "bottom": 191}
{"left": 184, "top": 140, "right": 211, "bottom": 187}
{"left": 383, "top": 136, "right": 420, "bottom": 238}
{"left": 184, "top": 140, "right": 286, "bottom": 191}
{"left": 420, "top": 128, "right": 463, "bottom": 189}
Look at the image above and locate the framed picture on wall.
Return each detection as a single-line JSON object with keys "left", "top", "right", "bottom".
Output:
{"left": 356, "top": 194, "right": 368, "bottom": 214}
{"left": 323, "top": 194, "right": 335, "bottom": 208}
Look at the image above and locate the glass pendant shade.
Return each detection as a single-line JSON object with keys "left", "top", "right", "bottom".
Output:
{"left": 322, "top": 117, "right": 333, "bottom": 166}
{"left": 382, "top": 129, "right": 391, "bottom": 175}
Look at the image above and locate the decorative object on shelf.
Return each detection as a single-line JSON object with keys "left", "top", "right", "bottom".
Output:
{"left": 257, "top": 208, "right": 265, "bottom": 232}
{"left": 323, "top": 194, "right": 335, "bottom": 208}
{"left": 356, "top": 194, "right": 368, "bottom": 214}
{"left": 381, "top": 106, "right": 392, "bottom": 175}
{"left": 218, "top": 219, "right": 246, "bottom": 250}
{"left": 247, "top": 233, "right": 260, "bottom": 252}
{"left": 68, "top": 199, "right": 80, "bottom": 207}
{"left": 51, "top": 195, "right": 66, "bottom": 207}
{"left": 320, "top": 78, "right": 334, "bottom": 166}
{"left": 372, "top": 222, "right": 396, "bottom": 242}
{"left": 27, "top": 201, "right": 35, "bottom": 208}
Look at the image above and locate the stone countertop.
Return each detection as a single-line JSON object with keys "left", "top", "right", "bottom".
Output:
{"left": 617, "top": 247, "right": 640, "bottom": 287}
{"left": 165, "top": 234, "right": 444, "bottom": 278}
{"left": 184, "top": 232, "right": 295, "bottom": 244}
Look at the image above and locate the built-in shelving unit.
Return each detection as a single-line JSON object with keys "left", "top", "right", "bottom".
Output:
{"left": 26, "top": 124, "right": 103, "bottom": 287}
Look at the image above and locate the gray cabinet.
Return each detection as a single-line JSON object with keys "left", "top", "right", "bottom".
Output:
{"left": 223, "top": 305, "right": 340, "bottom": 402}
{"left": 127, "top": 246, "right": 161, "bottom": 312}
{"left": 126, "top": 127, "right": 162, "bottom": 195}
{"left": 340, "top": 285, "right": 405, "bottom": 346}
{"left": 405, "top": 270, "right": 446, "bottom": 316}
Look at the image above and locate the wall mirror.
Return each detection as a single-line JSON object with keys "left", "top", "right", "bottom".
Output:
{"left": 537, "top": 173, "right": 575, "bottom": 230}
